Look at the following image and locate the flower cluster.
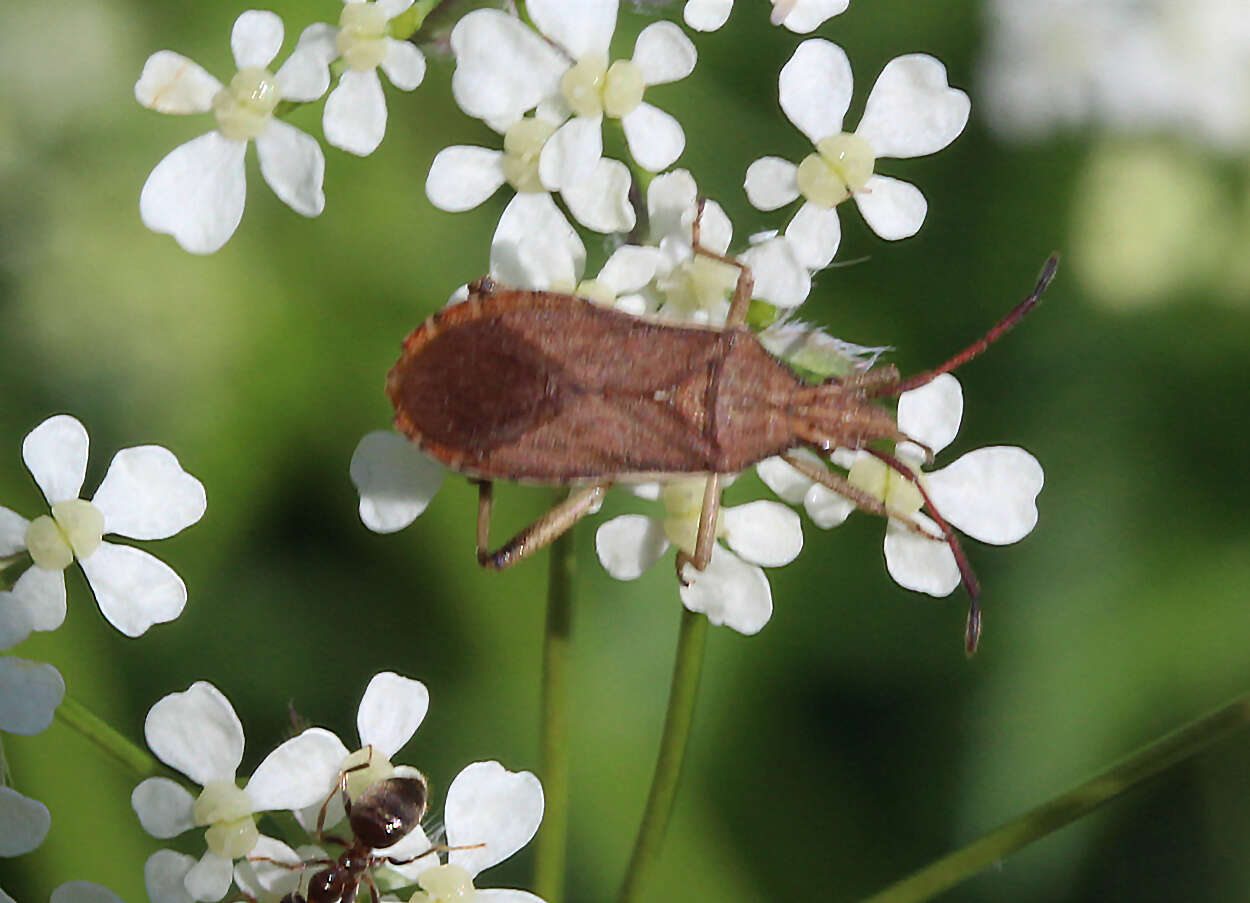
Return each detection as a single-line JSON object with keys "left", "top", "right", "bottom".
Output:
{"left": 136, "top": 673, "right": 544, "bottom": 903}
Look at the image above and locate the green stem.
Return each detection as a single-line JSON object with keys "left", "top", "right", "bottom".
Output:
{"left": 54, "top": 694, "right": 165, "bottom": 781}
{"left": 859, "top": 690, "right": 1250, "bottom": 903}
{"left": 618, "top": 606, "right": 709, "bottom": 903}
{"left": 533, "top": 496, "right": 577, "bottom": 903}
{"left": 387, "top": 0, "right": 442, "bottom": 40}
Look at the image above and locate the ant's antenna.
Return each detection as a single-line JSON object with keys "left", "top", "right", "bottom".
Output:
{"left": 880, "top": 255, "right": 1059, "bottom": 398}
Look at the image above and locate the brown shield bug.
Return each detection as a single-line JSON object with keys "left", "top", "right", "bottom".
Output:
{"left": 386, "top": 218, "right": 1057, "bottom": 654}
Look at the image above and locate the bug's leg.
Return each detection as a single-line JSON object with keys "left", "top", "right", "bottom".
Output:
{"left": 478, "top": 483, "right": 611, "bottom": 570}
{"left": 675, "top": 474, "right": 722, "bottom": 584}
{"left": 689, "top": 199, "right": 755, "bottom": 328}
{"left": 865, "top": 448, "right": 982, "bottom": 656}
{"left": 474, "top": 480, "right": 494, "bottom": 560}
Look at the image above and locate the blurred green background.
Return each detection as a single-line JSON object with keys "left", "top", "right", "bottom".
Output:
{"left": 4, "top": 0, "right": 1250, "bottom": 900}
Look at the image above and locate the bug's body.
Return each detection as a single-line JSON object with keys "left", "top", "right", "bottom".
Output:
{"left": 387, "top": 280, "right": 902, "bottom": 483}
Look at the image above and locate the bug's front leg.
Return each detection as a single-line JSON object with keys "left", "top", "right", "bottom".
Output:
{"left": 475, "top": 481, "right": 610, "bottom": 570}
{"left": 675, "top": 474, "right": 723, "bottom": 584}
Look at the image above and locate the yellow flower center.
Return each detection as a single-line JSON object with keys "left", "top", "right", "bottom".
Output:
{"left": 661, "top": 478, "right": 724, "bottom": 553}
{"left": 25, "top": 499, "right": 105, "bottom": 570}
{"left": 410, "top": 863, "right": 477, "bottom": 902}
{"left": 560, "top": 56, "right": 645, "bottom": 119}
{"left": 212, "top": 66, "right": 281, "bottom": 141}
{"left": 337, "top": 2, "right": 390, "bottom": 71}
{"left": 847, "top": 455, "right": 924, "bottom": 519}
{"left": 193, "top": 781, "right": 259, "bottom": 858}
{"left": 656, "top": 254, "right": 740, "bottom": 322}
{"left": 501, "top": 116, "right": 558, "bottom": 193}
{"left": 574, "top": 279, "right": 616, "bottom": 307}
{"left": 343, "top": 746, "right": 395, "bottom": 800}
{"left": 795, "top": 132, "right": 876, "bottom": 208}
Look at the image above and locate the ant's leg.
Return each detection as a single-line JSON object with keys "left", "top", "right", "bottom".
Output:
{"left": 675, "top": 474, "right": 722, "bottom": 584}
{"left": 690, "top": 199, "right": 755, "bottom": 328}
{"left": 477, "top": 483, "right": 610, "bottom": 570}
{"left": 865, "top": 448, "right": 982, "bottom": 656}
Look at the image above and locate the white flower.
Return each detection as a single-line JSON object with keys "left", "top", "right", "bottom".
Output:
{"left": 0, "top": 656, "right": 64, "bottom": 735}
{"left": 286, "top": 671, "right": 431, "bottom": 832}
{"left": 745, "top": 40, "right": 970, "bottom": 269}
{"left": 684, "top": 0, "right": 849, "bottom": 33}
{"left": 390, "top": 761, "right": 546, "bottom": 903}
{"left": 450, "top": 2, "right": 695, "bottom": 181}
{"left": 0, "top": 784, "right": 51, "bottom": 857}
{"left": 132, "top": 682, "right": 345, "bottom": 902}
{"left": 50, "top": 883, "right": 127, "bottom": 903}
{"left": 644, "top": 170, "right": 811, "bottom": 323}
{"left": 0, "top": 415, "right": 206, "bottom": 639}
{"left": 758, "top": 374, "right": 1043, "bottom": 595}
{"left": 595, "top": 477, "right": 803, "bottom": 635}
{"left": 135, "top": 10, "right": 330, "bottom": 253}
{"left": 297, "top": 0, "right": 427, "bottom": 156}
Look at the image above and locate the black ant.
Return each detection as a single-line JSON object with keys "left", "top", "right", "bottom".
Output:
{"left": 251, "top": 756, "right": 432, "bottom": 903}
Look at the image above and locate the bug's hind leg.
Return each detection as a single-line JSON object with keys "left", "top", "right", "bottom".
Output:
{"left": 689, "top": 199, "right": 755, "bottom": 328}
{"left": 675, "top": 474, "right": 723, "bottom": 584}
{"left": 475, "top": 480, "right": 610, "bottom": 570}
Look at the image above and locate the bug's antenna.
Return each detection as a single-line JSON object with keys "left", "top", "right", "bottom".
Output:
{"left": 879, "top": 254, "right": 1059, "bottom": 398}
{"left": 866, "top": 448, "right": 982, "bottom": 656}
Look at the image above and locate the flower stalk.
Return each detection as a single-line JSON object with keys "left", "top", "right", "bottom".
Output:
{"left": 618, "top": 606, "right": 709, "bottom": 903}
{"left": 859, "top": 689, "right": 1250, "bottom": 903}
{"left": 54, "top": 694, "right": 164, "bottom": 781}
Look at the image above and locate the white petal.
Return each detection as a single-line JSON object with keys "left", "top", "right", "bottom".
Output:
{"left": 854, "top": 174, "right": 926, "bottom": 241}
{"left": 135, "top": 51, "right": 221, "bottom": 114}
{"left": 621, "top": 103, "right": 684, "bottom": 172}
{"left": 186, "top": 851, "right": 234, "bottom": 902}
{"left": 7, "top": 565, "right": 67, "bottom": 633}
{"left": 475, "top": 892, "right": 547, "bottom": 903}
{"left": 595, "top": 515, "right": 670, "bottom": 580}
{"left": 51, "top": 883, "right": 127, "bottom": 903}
{"left": 744, "top": 157, "right": 800, "bottom": 211}
{"left": 647, "top": 168, "right": 697, "bottom": 241}
{"left": 144, "top": 850, "right": 197, "bottom": 903}
{"left": 380, "top": 823, "right": 437, "bottom": 880}
{"left": 381, "top": 38, "right": 426, "bottom": 90}
{"left": 856, "top": 54, "right": 970, "bottom": 159}
{"left": 92, "top": 446, "right": 206, "bottom": 540}
{"left": 779, "top": 39, "right": 852, "bottom": 143}
{"left": 597, "top": 245, "right": 660, "bottom": 294}
{"left": 777, "top": 0, "right": 850, "bottom": 33}
{"left": 233, "top": 835, "right": 302, "bottom": 896}
{"left": 561, "top": 157, "right": 635, "bottom": 234}
{"left": 632, "top": 22, "right": 696, "bottom": 86}
{"left": 784, "top": 200, "right": 841, "bottom": 269}
{"left": 23, "top": 414, "right": 88, "bottom": 505}
{"left": 679, "top": 544, "right": 772, "bottom": 634}
{"left": 738, "top": 235, "right": 810, "bottom": 308}
{"left": 926, "top": 447, "right": 1043, "bottom": 545}
{"left": 255, "top": 120, "right": 325, "bottom": 217}
{"left": 897, "top": 373, "right": 962, "bottom": 456}
{"left": 491, "top": 194, "right": 585, "bottom": 290}
{"left": 356, "top": 671, "right": 430, "bottom": 757}
{"left": 804, "top": 483, "right": 855, "bottom": 528}
{"left": 684, "top": 0, "right": 733, "bottom": 31}
{"left": 0, "top": 598, "right": 32, "bottom": 652}
{"left": 275, "top": 41, "right": 331, "bottom": 102}
{"left": 140, "top": 132, "right": 247, "bottom": 255}
{"left": 131, "top": 777, "right": 196, "bottom": 839}
{"left": 80, "top": 542, "right": 186, "bottom": 637}
{"left": 691, "top": 200, "right": 732, "bottom": 254}
{"left": 446, "top": 761, "right": 544, "bottom": 878}
{"left": 450, "top": 10, "right": 569, "bottom": 122}
{"left": 0, "top": 507, "right": 28, "bottom": 556}
{"left": 231, "top": 10, "right": 283, "bottom": 70}
{"left": 722, "top": 501, "right": 803, "bottom": 567}
{"left": 349, "top": 432, "right": 446, "bottom": 533}
{"left": 377, "top": 0, "right": 415, "bottom": 17}
{"left": 883, "top": 516, "right": 961, "bottom": 596}
{"left": 324, "top": 69, "right": 387, "bottom": 156}
{"left": 294, "top": 23, "right": 339, "bottom": 70}
{"left": 528, "top": 0, "right": 617, "bottom": 58}
{"left": 247, "top": 728, "right": 348, "bottom": 811}
{"left": 756, "top": 454, "right": 814, "bottom": 505}
{"left": 538, "top": 115, "right": 602, "bottom": 190}
{"left": 426, "top": 146, "right": 506, "bottom": 212}
{"left": 0, "top": 786, "right": 50, "bottom": 856}
{"left": 0, "top": 657, "right": 63, "bottom": 735}
{"left": 144, "top": 681, "right": 244, "bottom": 785}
